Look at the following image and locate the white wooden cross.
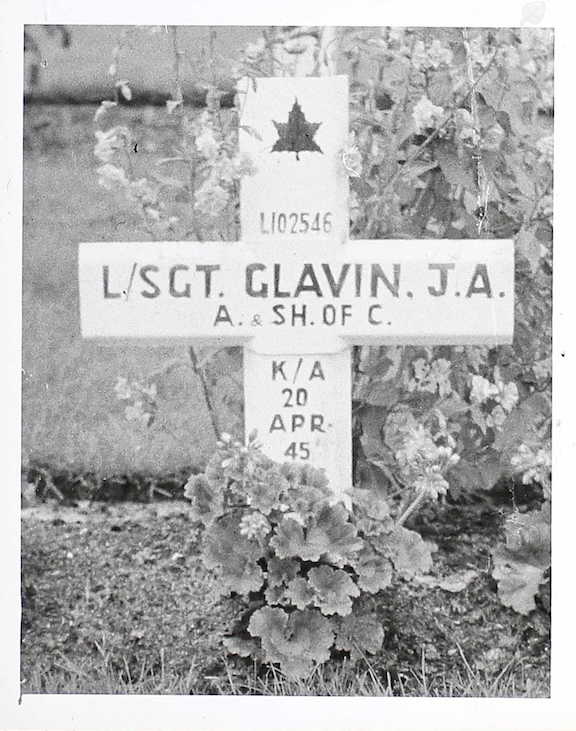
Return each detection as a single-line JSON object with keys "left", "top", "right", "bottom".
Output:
{"left": 79, "top": 76, "right": 514, "bottom": 500}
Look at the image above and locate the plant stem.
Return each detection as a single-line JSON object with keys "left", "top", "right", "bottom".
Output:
{"left": 168, "top": 27, "right": 219, "bottom": 440}
{"left": 462, "top": 28, "right": 489, "bottom": 235}
{"left": 396, "top": 490, "right": 426, "bottom": 527}
{"left": 188, "top": 346, "right": 221, "bottom": 442}
{"left": 170, "top": 26, "right": 184, "bottom": 106}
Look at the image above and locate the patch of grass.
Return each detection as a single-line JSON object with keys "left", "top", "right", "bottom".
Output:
{"left": 24, "top": 653, "right": 394, "bottom": 696}
{"left": 21, "top": 500, "right": 550, "bottom": 697}
{"left": 23, "top": 645, "right": 548, "bottom": 697}
{"left": 23, "top": 105, "right": 224, "bottom": 475}
{"left": 23, "top": 652, "right": 201, "bottom": 695}
{"left": 405, "top": 646, "right": 549, "bottom": 698}
{"left": 213, "top": 658, "right": 394, "bottom": 696}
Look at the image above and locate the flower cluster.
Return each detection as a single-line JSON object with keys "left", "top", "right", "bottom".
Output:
{"left": 468, "top": 368, "right": 519, "bottom": 431}
{"left": 239, "top": 511, "right": 271, "bottom": 540}
{"left": 94, "top": 38, "right": 258, "bottom": 239}
{"left": 94, "top": 125, "right": 131, "bottom": 163}
{"left": 183, "top": 110, "right": 257, "bottom": 224}
{"left": 468, "top": 33, "right": 494, "bottom": 69}
{"left": 386, "top": 409, "right": 459, "bottom": 499}
{"left": 114, "top": 376, "right": 158, "bottom": 426}
{"left": 510, "top": 443, "right": 551, "bottom": 496}
{"left": 411, "top": 38, "right": 453, "bottom": 70}
{"left": 412, "top": 96, "right": 445, "bottom": 134}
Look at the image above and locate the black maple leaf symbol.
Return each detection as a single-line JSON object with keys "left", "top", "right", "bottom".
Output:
{"left": 271, "top": 98, "right": 323, "bottom": 161}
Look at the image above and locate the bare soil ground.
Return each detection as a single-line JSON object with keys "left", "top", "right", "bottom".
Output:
{"left": 20, "top": 497, "right": 550, "bottom": 696}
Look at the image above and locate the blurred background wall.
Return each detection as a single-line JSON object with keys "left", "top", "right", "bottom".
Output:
{"left": 24, "top": 25, "right": 262, "bottom": 102}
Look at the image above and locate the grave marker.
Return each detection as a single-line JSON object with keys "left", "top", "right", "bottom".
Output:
{"left": 79, "top": 75, "right": 514, "bottom": 499}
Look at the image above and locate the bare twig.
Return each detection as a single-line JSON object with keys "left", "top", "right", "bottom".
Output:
{"left": 167, "top": 27, "right": 219, "bottom": 440}
{"left": 188, "top": 346, "right": 221, "bottom": 441}
{"left": 463, "top": 28, "right": 490, "bottom": 235}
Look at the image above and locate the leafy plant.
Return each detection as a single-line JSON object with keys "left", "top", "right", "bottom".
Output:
{"left": 95, "top": 26, "right": 552, "bottom": 616}
{"left": 492, "top": 500, "right": 550, "bottom": 614}
{"left": 185, "top": 433, "right": 434, "bottom": 679}
{"left": 340, "top": 27, "right": 552, "bottom": 615}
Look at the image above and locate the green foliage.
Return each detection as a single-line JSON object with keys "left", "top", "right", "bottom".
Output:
{"left": 338, "top": 29, "right": 552, "bottom": 617}
{"left": 187, "top": 435, "right": 448, "bottom": 678}
{"left": 334, "top": 614, "right": 385, "bottom": 661}
{"left": 248, "top": 607, "right": 334, "bottom": 679}
{"left": 99, "top": 27, "right": 552, "bottom": 618}
{"left": 491, "top": 501, "right": 550, "bottom": 614}
{"left": 346, "top": 31, "right": 552, "bottom": 479}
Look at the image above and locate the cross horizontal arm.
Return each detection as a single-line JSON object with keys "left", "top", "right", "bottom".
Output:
{"left": 79, "top": 239, "right": 513, "bottom": 354}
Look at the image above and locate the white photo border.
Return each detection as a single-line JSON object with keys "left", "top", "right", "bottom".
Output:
{"left": 1, "top": 1, "right": 572, "bottom": 729}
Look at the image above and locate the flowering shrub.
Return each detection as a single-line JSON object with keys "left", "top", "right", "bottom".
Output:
{"left": 341, "top": 27, "right": 552, "bottom": 614}
{"left": 185, "top": 433, "right": 433, "bottom": 678}
{"left": 97, "top": 27, "right": 552, "bottom": 616}
{"left": 93, "top": 27, "right": 256, "bottom": 241}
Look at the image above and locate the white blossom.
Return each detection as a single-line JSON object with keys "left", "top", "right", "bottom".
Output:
{"left": 536, "top": 135, "right": 553, "bottom": 164}
{"left": 428, "top": 39, "right": 453, "bottom": 68}
{"left": 412, "top": 96, "right": 445, "bottom": 133}
{"left": 96, "top": 163, "right": 128, "bottom": 190}
{"left": 195, "top": 129, "right": 219, "bottom": 160}
{"left": 470, "top": 375, "right": 498, "bottom": 404}
{"left": 194, "top": 181, "right": 229, "bottom": 218}
{"left": 94, "top": 126, "right": 130, "bottom": 163}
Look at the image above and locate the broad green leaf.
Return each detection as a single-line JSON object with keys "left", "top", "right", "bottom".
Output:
{"left": 361, "top": 381, "right": 402, "bottom": 409}
{"left": 492, "top": 548, "right": 546, "bottom": 615}
{"left": 267, "top": 558, "right": 300, "bottom": 588}
{"left": 374, "top": 526, "right": 433, "bottom": 577}
{"left": 248, "top": 467, "right": 289, "bottom": 515}
{"left": 203, "top": 514, "right": 265, "bottom": 594}
{"left": 280, "top": 462, "right": 331, "bottom": 492}
{"left": 379, "top": 58, "right": 409, "bottom": 94}
{"left": 434, "top": 140, "right": 478, "bottom": 192}
{"left": 358, "top": 405, "right": 386, "bottom": 460}
{"left": 265, "top": 584, "right": 288, "bottom": 605}
{"left": 184, "top": 473, "right": 224, "bottom": 526}
{"left": 516, "top": 228, "right": 541, "bottom": 274}
{"left": 427, "top": 68, "right": 453, "bottom": 107}
{"left": 494, "top": 393, "right": 551, "bottom": 456}
{"left": 248, "top": 607, "right": 334, "bottom": 679}
{"left": 502, "top": 502, "right": 550, "bottom": 569}
{"left": 334, "top": 614, "right": 384, "bottom": 660}
{"left": 437, "top": 394, "right": 470, "bottom": 418}
{"left": 349, "top": 487, "right": 390, "bottom": 520}
{"left": 354, "top": 547, "right": 393, "bottom": 593}
{"left": 477, "top": 72, "right": 535, "bottom": 137}
{"left": 285, "top": 484, "right": 332, "bottom": 521}
{"left": 286, "top": 577, "right": 316, "bottom": 609}
{"left": 271, "top": 505, "right": 362, "bottom": 566}
{"left": 447, "top": 455, "right": 505, "bottom": 495}
{"left": 308, "top": 566, "right": 360, "bottom": 616}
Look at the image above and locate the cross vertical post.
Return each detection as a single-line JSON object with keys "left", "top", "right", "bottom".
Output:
{"left": 239, "top": 75, "right": 353, "bottom": 496}
{"left": 79, "top": 75, "right": 514, "bottom": 502}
